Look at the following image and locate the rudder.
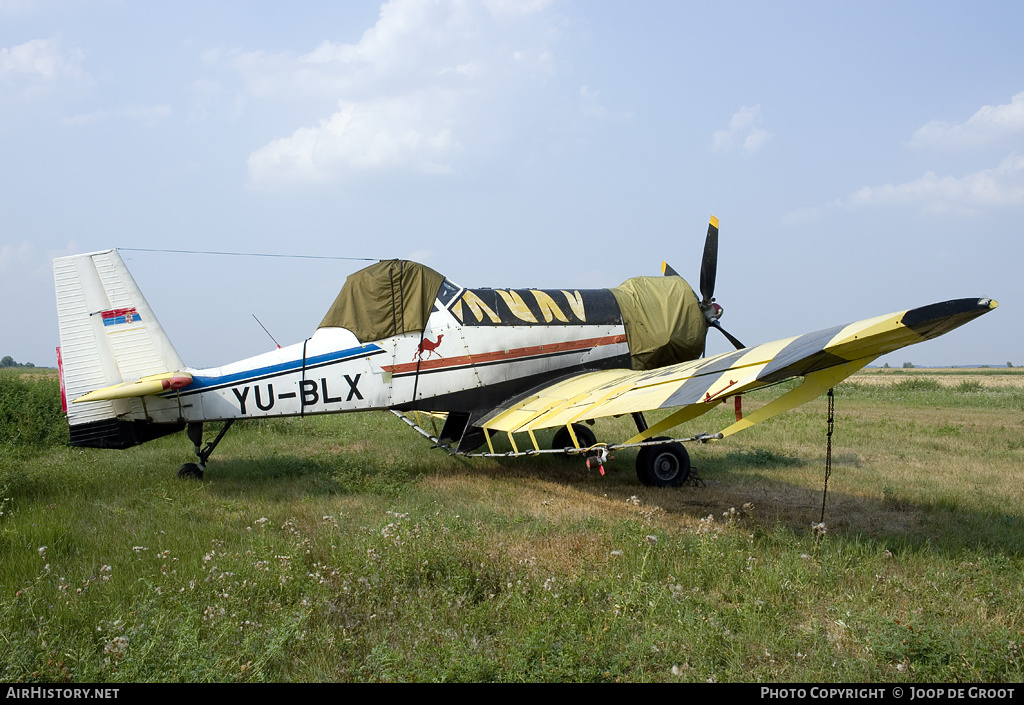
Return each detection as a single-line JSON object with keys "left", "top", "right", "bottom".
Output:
{"left": 53, "top": 249, "right": 186, "bottom": 448}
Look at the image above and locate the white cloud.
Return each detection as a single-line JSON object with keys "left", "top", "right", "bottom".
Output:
{"left": 0, "top": 38, "right": 84, "bottom": 99}
{"left": 235, "top": 0, "right": 558, "bottom": 186}
{"left": 909, "top": 91, "right": 1024, "bottom": 150}
{"left": 841, "top": 154, "right": 1024, "bottom": 215}
{"left": 483, "top": 0, "right": 553, "bottom": 16}
{"left": 801, "top": 91, "right": 1024, "bottom": 221}
{"left": 713, "top": 105, "right": 772, "bottom": 154}
{"left": 248, "top": 95, "right": 459, "bottom": 186}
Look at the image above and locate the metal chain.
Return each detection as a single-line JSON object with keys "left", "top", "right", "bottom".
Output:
{"left": 820, "top": 387, "right": 835, "bottom": 525}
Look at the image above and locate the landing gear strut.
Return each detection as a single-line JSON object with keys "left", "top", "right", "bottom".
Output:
{"left": 176, "top": 420, "right": 235, "bottom": 480}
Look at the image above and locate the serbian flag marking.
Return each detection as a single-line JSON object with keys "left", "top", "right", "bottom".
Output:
{"left": 101, "top": 308, "right": 143, "bottom": 326}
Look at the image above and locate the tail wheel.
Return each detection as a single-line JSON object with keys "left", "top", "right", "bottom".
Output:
{"left": 636, "top": 440, "right": 690, "bottom": 487}
{"left": 177, "top": 463, "right": 204, "bottom": 480}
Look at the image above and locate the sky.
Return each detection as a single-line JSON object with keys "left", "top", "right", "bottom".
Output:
{"left": 1, "top": 0, "right": 1021, "bottom": 370}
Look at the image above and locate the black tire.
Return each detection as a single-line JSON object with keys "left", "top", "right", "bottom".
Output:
{"left": 551, "top": 424, "right": 597, "bottom": 452}
{"left": 636, "top": 440, "right": 690, "bottom": 487}
{"left": 177, "top": 463, "right": 204, "bottom": 480}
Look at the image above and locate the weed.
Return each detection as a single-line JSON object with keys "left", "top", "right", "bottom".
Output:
{"left": 891, "top": 378, "right": 943, "bottom": 393}
{"left": 0, "top": 373, "right": 68, "bottom": 452}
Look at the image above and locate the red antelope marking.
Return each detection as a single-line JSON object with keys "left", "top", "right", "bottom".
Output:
{"left": 413, "top": 334, "right": 444, "bottom": 361}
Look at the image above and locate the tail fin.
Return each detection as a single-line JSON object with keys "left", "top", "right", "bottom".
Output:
{"left": 53, "top": 249, "right": 186, "bottom": 448}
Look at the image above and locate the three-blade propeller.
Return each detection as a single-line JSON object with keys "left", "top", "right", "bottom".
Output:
{"left": 663, "top": 216, "right": 746, "bottom": 352}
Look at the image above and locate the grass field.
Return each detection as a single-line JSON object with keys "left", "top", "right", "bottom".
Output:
{"left": 2, "top": 367, "right": 1023, "bottom": 682}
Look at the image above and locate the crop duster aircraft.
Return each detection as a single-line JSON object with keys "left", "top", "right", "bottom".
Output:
{"left": 53, "top": 218, "right": 997, "bottom": 484}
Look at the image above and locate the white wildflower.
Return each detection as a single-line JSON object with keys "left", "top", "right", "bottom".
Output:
{"left": 696, "top": 514, "right": 717, "bottom": 535}
{"left": 103, "top": 636, "right": 128, "bottom": 666}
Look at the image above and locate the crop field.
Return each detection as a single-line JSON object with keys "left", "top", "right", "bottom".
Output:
{"left": 2, "top": 367, "right": 1024, "bottom": 682}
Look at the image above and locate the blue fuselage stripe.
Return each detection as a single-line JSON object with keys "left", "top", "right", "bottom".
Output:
{"left": 174, "top": 345, "right": 384, "bottom": 397}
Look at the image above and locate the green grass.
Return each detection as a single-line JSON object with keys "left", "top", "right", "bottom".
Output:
{"left": 1, "top": 373, "right": 1023, "bottom": 682}
{"left": 0, "top": 369, "right": 69, "bottom": 451}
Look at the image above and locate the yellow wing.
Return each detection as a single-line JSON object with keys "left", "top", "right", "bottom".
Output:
{"left": 477, "top": 297, "right": 997, "bottom": 449}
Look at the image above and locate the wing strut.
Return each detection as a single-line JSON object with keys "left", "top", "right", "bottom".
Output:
{"left": 717, "top": 357, "right": 872, "bottom": 438}
{"left": 622, "top": 398, "right": 724, "bottom": 446}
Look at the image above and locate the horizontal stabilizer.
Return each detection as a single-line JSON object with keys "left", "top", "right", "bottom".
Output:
{"left": 73, "top": 372, "right": 193, "bottom": 403}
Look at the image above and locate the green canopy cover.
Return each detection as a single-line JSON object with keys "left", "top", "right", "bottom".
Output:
{"left": 318, "top": 260, "right": 446, "bottom": 343}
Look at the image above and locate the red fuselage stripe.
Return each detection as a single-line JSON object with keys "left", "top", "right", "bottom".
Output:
{"left": 381, "top": 334, "right": 627, "bottom": 376}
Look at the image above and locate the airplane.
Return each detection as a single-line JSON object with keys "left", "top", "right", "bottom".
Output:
{"left": 53, "top": 218, "right": 998, "bottom": 485}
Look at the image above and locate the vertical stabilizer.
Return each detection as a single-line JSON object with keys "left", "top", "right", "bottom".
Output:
{"left": 53, "top": 249, "right": 186, "bottom": 447}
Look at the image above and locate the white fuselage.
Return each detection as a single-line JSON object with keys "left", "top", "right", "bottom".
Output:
{"left": 138, "top": 299, "right": 630, "bottom": 424}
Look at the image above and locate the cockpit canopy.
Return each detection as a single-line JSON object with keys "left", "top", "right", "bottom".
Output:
{"left": 318, "top": 259, "right": 446, "bottom": 343}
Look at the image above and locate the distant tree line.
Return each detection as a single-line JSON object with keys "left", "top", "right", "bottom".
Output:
{"left": 1, "top": 355, "right": 35, "bottom": 368}
{"left": 881, "top": 361, "right": 1016, "bottom": 368}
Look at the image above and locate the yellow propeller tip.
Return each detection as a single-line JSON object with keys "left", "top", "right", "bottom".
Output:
{"left": 709, "top": 215, "right": 719, "bottom": 229}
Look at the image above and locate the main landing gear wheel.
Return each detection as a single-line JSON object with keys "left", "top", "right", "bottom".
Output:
{"left": 177, "top": 463, "right": 204, "bottom": 480}
{"left": 636, "top": 438, "right": 691, "bottom": 487}
{"left": 552, "top": 424, "right": 597, "bottom": 453}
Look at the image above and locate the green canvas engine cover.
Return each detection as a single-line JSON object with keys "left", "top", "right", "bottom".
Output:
{"left": 609, "top": 276, "right": 709, "bottom": 370}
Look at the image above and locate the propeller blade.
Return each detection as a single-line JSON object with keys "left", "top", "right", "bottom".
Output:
{"left": 699, "top": 216, "right": 719, "bottom": 305}
{"left": 661, "top": 260, "right": 681, "bottom": 277}
{"left": 709, "top": 319, "right": 745, "bottom": 350}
